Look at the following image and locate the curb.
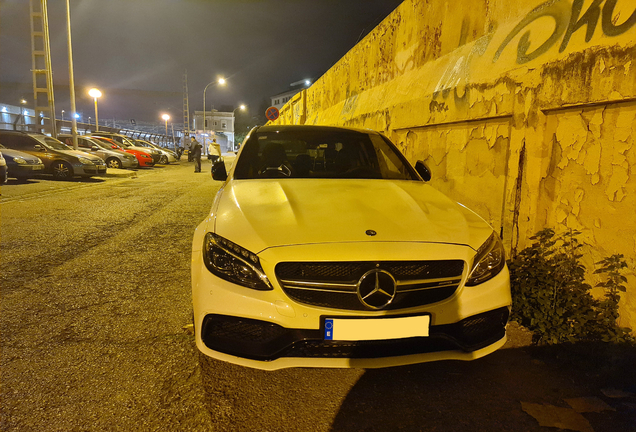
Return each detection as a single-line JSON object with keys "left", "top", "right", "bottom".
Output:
{"left": 96, "top": 168, "right": 138, "bottom": 178}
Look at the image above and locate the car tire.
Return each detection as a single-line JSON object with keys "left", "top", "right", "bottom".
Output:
{"left": 106, "top": 157, "right": 122, "bottom": 169}
{"left": 51, "top": 161, "right": 73, "bottom": 180}
{"left": 160, "top": 155, "right": 168, "bottom": 164}
{"left": 1, "top": 170, "right": 7, "bottom": 185}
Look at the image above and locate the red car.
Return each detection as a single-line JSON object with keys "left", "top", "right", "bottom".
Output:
{"left": 91, "top": 136, "right": 154, "bottom": 167}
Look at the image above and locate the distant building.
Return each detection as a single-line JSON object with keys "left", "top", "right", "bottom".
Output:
{"left": 270, "top": 89, "right": 302, "bottom": 111}
{"left": 192, "top": 109, "right": 236, "bottom": 153}
{"left": 270, "top": 79, "right": 312, "bottom": 111}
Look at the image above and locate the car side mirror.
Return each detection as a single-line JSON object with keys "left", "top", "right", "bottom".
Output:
{"left": 415, "top": 160, "right": 431, "bottom": 182}
{"left": 211, "top": 160, "right": 228, "bottom": 181}
{"left": 91, "top": 146, "right": 100, "bottom": 151}
{"left": 33, "top": 144, "right": 43, "bottom": 151}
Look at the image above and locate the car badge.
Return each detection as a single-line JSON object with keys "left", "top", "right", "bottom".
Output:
{"left": 365, "top": 230, "right": 377, "bottom": 236}
{"left": 356, "top": 269, "right": 397, "bottom": 309}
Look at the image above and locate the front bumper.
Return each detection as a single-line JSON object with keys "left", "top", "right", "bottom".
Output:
{"left": 9, "top": 163, "right": 45, "bottom": 177}
{"left": 192, "top": 238, "right": 512, "bottom": 370}
{"left": 201, "top": 307, "right": 508, "bottom": 362}
{"left": 75, "top": 164, "right": 107, "bottom": 176}
{"left": 121, "top": 158, "right": 135, "bottom": 168}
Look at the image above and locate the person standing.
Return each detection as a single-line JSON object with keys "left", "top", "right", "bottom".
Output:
{"left": 190, "top": 136, "right": 202, "bottom": 172}
{"left": 208, "top": 138, "right": 222, "bottom": 163}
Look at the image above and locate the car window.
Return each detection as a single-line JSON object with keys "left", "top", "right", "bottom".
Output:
{"left": 39, "top": 137, "right": 71, "bottom": 150}
{"left": 0, "top": 135, "right": 28, "bottom": 149}
{"left": 233, "top": 129, "right": 419, "bottom": 180}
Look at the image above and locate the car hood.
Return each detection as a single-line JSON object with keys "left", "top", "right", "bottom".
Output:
{"left": 212, "top": 179, "right": 493, "bottom": 254}
{"left": 58, "top": 149, "right": 101, "bottom": 161}
{"left": 0, "top": 148, "right": 42, "bottom": 162}
{"left": 130, "top": 146, "right": 155, "bottom": 154}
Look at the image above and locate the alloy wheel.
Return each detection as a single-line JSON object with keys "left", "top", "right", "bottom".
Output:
{"left": 52, "top": 161, "right": 72, "bottom": 179}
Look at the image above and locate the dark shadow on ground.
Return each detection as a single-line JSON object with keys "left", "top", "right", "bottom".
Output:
{"left": 330, "top": 342, "right": 636, "bottom": 432}
{"left": 198, "top": 342, "right": 636, "bottom": 432}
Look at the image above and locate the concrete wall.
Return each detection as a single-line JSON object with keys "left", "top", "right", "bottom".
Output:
{"left": 273, "top": 0, "right": 636, "bottom": 331}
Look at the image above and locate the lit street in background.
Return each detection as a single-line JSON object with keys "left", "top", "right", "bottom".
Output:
{"left": 1, "top": 162, "right": 634, "bottom": 432}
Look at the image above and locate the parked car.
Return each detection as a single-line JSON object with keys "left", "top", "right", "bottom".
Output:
{"left": 134, "top": 139, "right": 177, "bottom": 164}
{"left": 58, "top": 134, "right": 138, "bottom": 169}
{"left": 193, "top": 125, "right": 511, "bottom": 370}
{"left": 0, "top": 131, "right": 106, "bottom": 179}
{"left": 0, "top": 143, "right": 45, "bottom": 181}
{"left": 91, "top": 136, "right": 154, "bottom": 167}
{"left": 89, "top": 132, "right": 162, "bottom": 164}
{"left": 0, "top": 151, "right": 6, "bottom": 184}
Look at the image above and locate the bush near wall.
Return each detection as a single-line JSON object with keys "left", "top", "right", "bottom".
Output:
{"left": 508, "top": 228, "right": 634, "bottom": 345}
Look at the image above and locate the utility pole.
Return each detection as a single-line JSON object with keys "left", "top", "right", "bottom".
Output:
{"left": 183, "top": 71, "right": 191, "bottom": 142}
{"left": 29, "top": 0, "right": 56, "bottom": 137}
{"left": 65, "top": 0, "right": 78, "bottom": 149}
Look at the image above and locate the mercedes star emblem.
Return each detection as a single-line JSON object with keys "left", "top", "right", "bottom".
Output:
{"left": 356, "top": 269, "right": 397, "bottom": 309}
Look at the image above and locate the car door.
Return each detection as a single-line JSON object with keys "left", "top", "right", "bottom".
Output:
{"left": 78, "top": 138, "right": 106, "bottom": 160}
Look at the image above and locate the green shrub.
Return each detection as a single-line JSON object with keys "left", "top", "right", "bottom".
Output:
{"left": 508, "top": 228, "right": 633, "bottom": 345}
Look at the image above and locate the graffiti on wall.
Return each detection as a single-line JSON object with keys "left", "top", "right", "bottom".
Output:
{"left": 431, "top": 0, "right": 635, "bottom": 111}
{"left": 494, "top": 0, "right": 636, "bottom": 64}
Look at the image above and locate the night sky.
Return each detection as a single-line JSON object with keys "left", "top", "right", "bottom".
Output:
{"left": 1, "top": 0, "right": 403, "bottom": 124}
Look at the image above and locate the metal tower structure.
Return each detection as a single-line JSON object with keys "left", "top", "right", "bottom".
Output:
{"left": 182, "top": 71, "right": 191, "bottom": 140}
{"left": 29, "top": 0, "right": 57, "bottom": 137}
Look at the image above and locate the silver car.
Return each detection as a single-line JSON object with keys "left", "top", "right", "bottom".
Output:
{"left": 134, "top": 139, "right": 177, "bottom": 164}
{"left": 59, "top": 135, "right": 137, "bottom": 169}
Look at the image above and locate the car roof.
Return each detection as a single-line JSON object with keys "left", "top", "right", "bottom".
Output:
{"left": 253, "top": 124, "right": 380, "bottom": 135}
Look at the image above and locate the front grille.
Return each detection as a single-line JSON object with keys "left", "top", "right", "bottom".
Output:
{"left": 276, "top": 260, "right": 464, "bottom": 311}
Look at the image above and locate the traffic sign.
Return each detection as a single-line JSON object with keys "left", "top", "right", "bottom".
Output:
{"left": 266, "top": 106, "right": 279, "bottom": 121}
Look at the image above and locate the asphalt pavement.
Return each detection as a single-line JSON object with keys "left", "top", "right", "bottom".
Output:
{"left": 1, "top": 159, "right": 634, "bottom": 432}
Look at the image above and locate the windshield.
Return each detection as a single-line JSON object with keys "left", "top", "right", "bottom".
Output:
{"left": 39, "top": 136, "right": 72, "bottom": 151}
{"left": 234, "top": 129, "right": 419, "bottom": 180}
{"left": 87, "top": 138, "right": 111, "bottom": 150}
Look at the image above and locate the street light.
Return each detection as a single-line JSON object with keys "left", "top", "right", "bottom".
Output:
{"left": 161, "top": 113, "right": 170, "bottom": 137}
{"left": 61, "top": 110, "right": 65, "bottom": 121}
{"left": 88, "top": 88, "right": 102, "bottom": 131}
{"left": 20, "top": 99, "right": 27, "bottom": 127}
{"left": 202, "top": 78, "right": 226, "bottom": 138}
{"left": 231, "top": 105, "right": 247, "bottom": 151}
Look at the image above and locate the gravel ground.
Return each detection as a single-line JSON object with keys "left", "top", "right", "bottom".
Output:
{"left": 2, "top": 162, "right": 634, "bottom": 432}
{"left": 1, "top": 163, "right": 217, "bottom": 431}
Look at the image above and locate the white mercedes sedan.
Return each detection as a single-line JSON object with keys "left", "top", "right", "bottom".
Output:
{"left": 192, "top": 125, "right": 511, "bottom": 370}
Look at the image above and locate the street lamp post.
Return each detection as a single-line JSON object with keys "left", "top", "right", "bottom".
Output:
{"left": 232, "top": 104, "right": 246, "bottom": 151}
{"left": 88, "top": 88, "right": 102, "bottom": 131}
{"left": 20, "top": 99, "right": 27, "bottom": 128}
{"left": 202, "top": 78, "right": 226, "bottom": 138}
{"left": 161, "top": 114, "right": 170, "bottom": 145}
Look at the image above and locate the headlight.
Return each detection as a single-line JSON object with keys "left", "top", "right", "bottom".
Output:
{"left": 203, "top": 233, "right": 272, "bottom": 291}
{"left": 466, "top": 232, "right": 506, "bottom": 286}
{"left": 14, "top": 157, "right": 26, "bottom": 164}
{"left": 78, "top": 157, "right": 94, "bottom": 165}
{"left": 142, "top": 154, "right": 151, "bottom": 159}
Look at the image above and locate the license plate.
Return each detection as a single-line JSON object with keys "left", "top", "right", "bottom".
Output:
{"left": 324, "top": 315, "right": 430, "bottom": 341}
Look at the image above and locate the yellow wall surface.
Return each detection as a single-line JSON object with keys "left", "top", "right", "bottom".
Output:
{"left": 273, "top": 0, "right": 636, "bottom": 331}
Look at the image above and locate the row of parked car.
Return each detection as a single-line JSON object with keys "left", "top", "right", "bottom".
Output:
{"left": 0, "top": 130, "right": 179, "bottom": 183}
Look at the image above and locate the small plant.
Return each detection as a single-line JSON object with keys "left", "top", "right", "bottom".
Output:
{"left": 508, "top": 229, "right": 633, "bottom": 345}
{"left": 592, "top": 254, "right": 635, "bottom": 343}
